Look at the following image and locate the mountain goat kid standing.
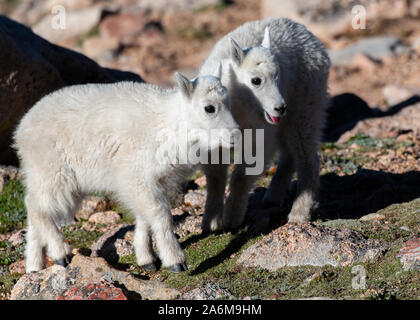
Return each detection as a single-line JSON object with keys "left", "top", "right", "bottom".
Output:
{"left": 14, "top": 72, "right": 239, "bottom": 273}
{"left": 199, "top": 17, "right": 331, "bottom": 232}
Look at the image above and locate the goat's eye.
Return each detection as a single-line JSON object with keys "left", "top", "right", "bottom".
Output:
{"left": 251, "top": 77, "right": 262, "bottom": 86}
{"left": 205, "top": 105, "right": 216, "bottom": 113}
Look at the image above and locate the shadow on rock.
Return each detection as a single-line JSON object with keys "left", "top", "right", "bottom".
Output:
{"left": 90, "top": 224, "right": 138, "bottom": 270}
{"left": 323, "top": 93, "right": 420, "bottom": 142}
{"left": 316, "top": 169, "right": 420, "bottom": 220}
{"left": 245, "top": 169, "right": 420, "bottom": 233}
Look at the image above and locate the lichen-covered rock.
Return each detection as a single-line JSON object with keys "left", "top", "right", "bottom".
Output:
{"left": 10, "top": 264, "right": 69, "bottom": 300}
{"left": 0, "top": 15, "right": 142, "bottom": 165}
{"left": 238, "top": 223, "right": 389, "bottom": 271}
{"left": 184, "top": 190, "right": 207, "bottom": 208}
{"left": 76, "top": 196, "right": 112, "bottom": 221}
{"left": 173, "top": 214, "right": 202, "bottom": 238}
{"left": 56, "top": 280, "right": 128, "bottom": 300}
{"left": 8, "top": 228, "right": 27, "bottom": 246}
{"left": 9, "top": 259, "right": 25, "bottom": 275}
{"left": 194, "top": 176, "right": 207, "bottom": 188}
{"left": 82, "top": 211, "right": 122, "bottom": 232}
{"left": 359, "top": 213, "right": 386, "bottom": 222}
{"left": 337, "top": 104, "right": 420, "bottom": 143}
{"left": 182, "top": 283, "right": 234, "bottom": 300}
{"left": 397, "top": 238, "right": 420, "bottom": 271}
{"left": 10, "top": 254, "right": 180, "bottom": 300}
{"left": 87, "top": 211, "right": 120, "bottom": 226}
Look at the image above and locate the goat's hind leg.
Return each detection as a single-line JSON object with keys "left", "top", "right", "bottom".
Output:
{"left": 223, "top": 163, "right": 261, "bottom": 231}
{"left": 201, "top": 162, "right": 229, "bottom": 234}
{"left": 25, "top": 197, "right": 73, "bottom": 272}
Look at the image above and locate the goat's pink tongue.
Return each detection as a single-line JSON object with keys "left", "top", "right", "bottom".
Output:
{"left": 270, "top": 115, "right": 281, "bottom": 124}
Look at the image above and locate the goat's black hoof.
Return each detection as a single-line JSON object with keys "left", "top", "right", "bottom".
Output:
{"left": 141, "top": 263, "right": 158, "bottom": 271}
{"left": 54, "top": 254, "right": 73, "bottom": 267}
{"left": 169, "top": 263, "right": 188, "bottom": 273}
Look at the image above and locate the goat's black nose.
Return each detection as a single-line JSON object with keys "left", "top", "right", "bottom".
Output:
{"left": 274, "top": 104, "right": 287, "bottom": 115}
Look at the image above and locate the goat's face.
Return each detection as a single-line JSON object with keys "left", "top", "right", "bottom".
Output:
{"left": 228, "top": 28, "right": 287, "bottom": 125}
{"left": 175, "top": 72, "right": 240, "bottom": 150}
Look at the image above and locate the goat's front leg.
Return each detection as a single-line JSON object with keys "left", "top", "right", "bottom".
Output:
{"left": 283, "top": 115, "right": 322, "bottom": 223}
{"left": 125, "top": 187, "right": 187, "bottom": 272}
{"left": 262, "top": 146, "right": 295, "bottom": 208}
{"left": 149, "top": 205, "right": 187, "bottom": 271}
{"left": 288, "top": 153, "right": 320, "bottom": 223}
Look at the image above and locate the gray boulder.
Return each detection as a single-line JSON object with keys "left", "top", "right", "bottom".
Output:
{"left": 238, "top": 223, "right": 389, "bottom": 271}
{"left": 328, "top": 36, "right": 411, "bottom": 67}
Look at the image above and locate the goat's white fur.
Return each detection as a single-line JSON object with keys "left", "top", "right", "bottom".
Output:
{"left": 199, "top": 17, "right": 331, "bottom": 232}
{"left": 14, "top": 73, "right": 238, "bottom": 272}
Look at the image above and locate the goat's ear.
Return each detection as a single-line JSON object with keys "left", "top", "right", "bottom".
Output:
{"left": 175, "top": 72, "right": 194, "bottom": 98}
{"left": 261, "top": 27, "right": 271, "bottom": 49}
{"left": 215, "top": 62, "right": 222, "bottom": 79}
{"left": 229, "top": 38, "right": 244, "bottom": 66}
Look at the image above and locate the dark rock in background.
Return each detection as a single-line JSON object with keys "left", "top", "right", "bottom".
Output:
{"left": 0, "top": 15, "right": 143, "bottom": 165}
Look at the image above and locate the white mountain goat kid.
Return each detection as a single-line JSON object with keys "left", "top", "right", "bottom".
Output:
{"left": 14, "top": 72, "right": 239, "bottom": 273}
{"left": 199, "top": 17, "right": 331, "bottom": 232}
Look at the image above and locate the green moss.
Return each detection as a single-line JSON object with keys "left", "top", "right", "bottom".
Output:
{"left": 377, "top": 199, "right": 420, "bottom": 235}
{"left": 345, "top": 134, "right": 411, "bottom": 152}
{"left": 0, "top": 241, "right": 24, "bottom": 267}
{"left": 118, "top": 254, "right": 137, "bottom": 266}
{"left": 62, "top": 223, "right": 103, "bottom": 249}
{"left": 111, "top": 203, "right": 135, "bottom": 224}
{"left": 0, "top": 180, "right": 26, "bottom": 234}
{"left": 0, "top": 272, "right": 22, "bottom": 296}
{"left": 321, "top": 151, "right": 363, "bottom": 175}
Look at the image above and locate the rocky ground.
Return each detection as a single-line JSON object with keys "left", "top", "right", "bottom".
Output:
{"left": 0, "top": 0, "right": 419, "bottom": 300}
